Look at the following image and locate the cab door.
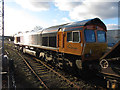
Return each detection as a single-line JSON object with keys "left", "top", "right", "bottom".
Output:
{"left": 57, "top": 30, "right": 65, "bottom": 53}
{"left": 64, "top": 31, "right": 83, "bottom": 56}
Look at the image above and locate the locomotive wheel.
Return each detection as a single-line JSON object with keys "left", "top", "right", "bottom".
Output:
{"left": 74, "top": 60, "right": 95, "bottom": 78}
{"left": 23, "top": 48, "right": 26, "bottom": 53}
{"left": 45, "top": 54, "right": 52, "bottom": 61}
{"left": 55, "top": 60, "right": 63, "bottom": 69}
{"left": 76, "top": 60, "right": 82, "bottom": 70}
{"left": 63, "top": 61, "right": 72, "bottom": 73}
{"left": 39, "top": 52, "right": 45, "bottom": 61}
{"left": 36, "top": 51, "right": 40, "bottom": 58}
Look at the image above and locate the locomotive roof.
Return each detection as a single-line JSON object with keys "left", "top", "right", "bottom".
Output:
{"left": 42, "top": 23, "right": 69, "bottom": 34}
{"left": 15, "top": 18, "right": 106, "bottom": 36}
{"left": 64, "top": 18, "right": 107, "bottom": 31}
{"left": 42, "top": 18, "right": 106, "bottom": 34}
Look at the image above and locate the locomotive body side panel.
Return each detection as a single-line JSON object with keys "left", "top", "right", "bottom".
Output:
{"left": 42, "top": 33, "right": 57, "bottom": 48}
{"left": 37, "top": 34, "right": 42, "bottom": 46}
{"left": 23, "top": 33, "right": 30, "bottom": 45}
{"left": 32, "top": 34, "right": 38, "bottom": 45}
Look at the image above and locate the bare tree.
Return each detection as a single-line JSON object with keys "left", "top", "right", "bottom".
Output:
{"left": 33, "top": 26, "right": 43, "bottom": 32}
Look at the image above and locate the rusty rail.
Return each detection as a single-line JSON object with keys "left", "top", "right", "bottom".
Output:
{"left": 18, "top": 52, "right": 80, "bottom": 89}
{"left": 34, "top": 57, "right": 80, "bottom": 89}
{"left": 17, "top": 52, "right": 49, "bottom": 89}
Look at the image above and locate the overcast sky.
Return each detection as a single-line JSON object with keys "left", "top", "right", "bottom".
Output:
{"left": 4, "top": 0, "right": 120, "bottom": 36}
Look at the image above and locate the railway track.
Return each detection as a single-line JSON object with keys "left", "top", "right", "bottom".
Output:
{"left": 4, "top": 43, "right": 106, "bottom": 89}
{"left": 17, "top": 52, "right": 80, "bottom": 88}
{"left": 5, "top": 44, "right": 82, "bottom": 88}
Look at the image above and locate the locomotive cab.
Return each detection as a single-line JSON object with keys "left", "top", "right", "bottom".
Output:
{"left": 61, "top": 18, "right": 107, "bottom": 70}
{"left": 80, "top": 19, "right": 107, "bottom": 71}
{"left": 83, "top": 25, "right": 107, "bottom": 61}
{"left": 61, "top": 18, "right": 107, "bottom": 61}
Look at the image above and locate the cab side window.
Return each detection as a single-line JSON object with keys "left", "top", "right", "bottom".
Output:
{"left": 67, "top": 31, "right": 80, "bottom": 43}
{"left": 97, "top": 30, "right": 106, "bottom": 42}
{"left": 67, "top": 32, "right": 72, "bottom": 42}
{"left": 73, "top": 32, "right": 80, "bottom": 42}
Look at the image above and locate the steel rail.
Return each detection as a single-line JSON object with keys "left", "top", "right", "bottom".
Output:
{"left": 17, "top": 52, "right": 49, "bottom": 89}
{"left": 5, "top": 45, "right": 80, "bottom": 89}
{"left": 34, "top": 57, "right": 80, "bottom": 89}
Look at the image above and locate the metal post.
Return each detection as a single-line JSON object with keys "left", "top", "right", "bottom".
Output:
{"left": 1, "top": 0, "right": 4, "bottom": 66}
{"left": 2, "top": 0, "right": 4, "bottom": 89}
{"left": 0, "top": 0, "right": 2, "bottom": 89}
